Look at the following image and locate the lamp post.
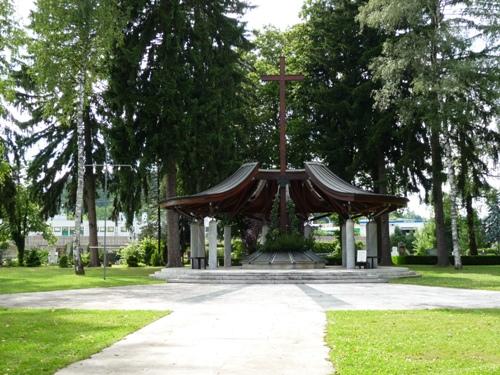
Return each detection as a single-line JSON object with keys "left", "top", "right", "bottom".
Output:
{"left": 85, "top": 162, "right": 132, "bottom": 280}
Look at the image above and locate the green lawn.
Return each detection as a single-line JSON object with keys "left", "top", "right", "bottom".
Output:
{"left": 0, "top": 308, "right": 169, "bottom": 375}
{"left": 0, "top": 266, "right": 163, "bottom": 294}
{"left": 391, "top": 265, "right": 500, "bottom": 291}
{"left": 326, "top": 309, "right": 500, "bottom": 375}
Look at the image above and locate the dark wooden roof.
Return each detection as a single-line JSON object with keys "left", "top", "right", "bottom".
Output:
{"left": 161, "top": 161, "right": 408, "bottom": 220}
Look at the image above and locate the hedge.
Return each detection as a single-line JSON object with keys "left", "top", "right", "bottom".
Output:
{"left": 392, "top": 255, "right": 500, "bottom": 266}
{"left": 324, "top": 255, "right": 342, "bottom": 266}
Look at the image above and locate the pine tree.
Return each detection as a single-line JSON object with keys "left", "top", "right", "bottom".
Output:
{"left": 358, "top": 0, "right": 499, "bottom": 266}
{"left": 297, "top": 0, "right": 428, "bottom": 265}
{"left": 105, "top": 0, "right": 251, "bottom": 267}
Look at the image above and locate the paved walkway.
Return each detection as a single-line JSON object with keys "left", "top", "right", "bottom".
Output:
{"left": 2, "top": 283, "right": 500, "bottom": 374}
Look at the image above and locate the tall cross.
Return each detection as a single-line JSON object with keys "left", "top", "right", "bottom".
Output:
{"left": 261, "top": 56, "right": 304, "bottom": 232}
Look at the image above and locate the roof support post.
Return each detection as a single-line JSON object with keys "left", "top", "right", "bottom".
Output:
{"left": 341, "top": 221, "right": 347, "bottom": 267}
{"left": 208, "top": 219, "right": 218, "bottom": 270}
{"left": 224, "top": 225, "right": 232, "bottom": 268}
{"left": 259, "top": 224, "right": 269, "bottom": 245}
{"left": 198, "top": 220, "right": 205, "bottom": 262}
{"left": 189, "top": 221, "right": 200, "bottom": 261}
{"left": 366, "top": 220, "right": 378, "bottom": 268}
{"left": 345, "top": 218, "right": 355, "bottom": 269}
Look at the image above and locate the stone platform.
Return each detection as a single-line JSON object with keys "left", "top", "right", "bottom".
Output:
{"left": 243, "top": 250, "right": 325, "bottom": 269}
{"left": 151, "top": 266, "right": 419, "bottom": 284}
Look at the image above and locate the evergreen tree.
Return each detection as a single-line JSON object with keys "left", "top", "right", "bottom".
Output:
{"left": 105, "top": 0, "right": 251, "bottom": 267}
{"left": 358, "top": 0, "right": 499, "bottom": 266}
{"left": 297, "top": 0, "right": 428, "bottom": 265}
{"left": 29, "top": 0, "right": 126, "bottom": 274}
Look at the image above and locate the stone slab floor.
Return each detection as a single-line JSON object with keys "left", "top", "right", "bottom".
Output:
{"left": 1, "top": 283, "right": 500, "bottom": 374}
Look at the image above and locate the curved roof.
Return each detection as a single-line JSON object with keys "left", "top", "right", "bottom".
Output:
{"left": 161, "top": 161, "right": 408, "bottom": 219}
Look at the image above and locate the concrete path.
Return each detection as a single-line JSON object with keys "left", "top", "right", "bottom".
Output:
{"left": 2, "top": 283, "right": 500, "bottom": 374}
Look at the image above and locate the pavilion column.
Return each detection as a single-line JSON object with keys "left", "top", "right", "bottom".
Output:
{"left": 208, "top": 219, "right": 218, "bottom": 269}
{"left": 198, "top": 221, "right": 205, "bottom": 262}
{"left": 341, "top": 222, "right": 347, "bottom": 267}
{"left": 260, "top": 224, "right": 269, "bottom": 245}
{"left": 304, "top": 223, "right": 313, "bottom": 239}
{"left": 345, "top": 218, "right": 355, "bottom": 269}
{"left": 189, "top": 221, "right": 199, "bottom": 261}
{"left": 366, "top": 220, "right": 378, "bottom": 268}
{"left": 224, "top": 225, "right": 232, "bottom": 268}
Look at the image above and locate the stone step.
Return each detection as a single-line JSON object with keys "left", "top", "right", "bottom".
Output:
{"left": 151, "top": 267, "right": 420, "bottom": 284}
{"left": 165, "top": 278, "right": 390, "bottom": 284}
{"left": 152, "top": 271, "right": 418, "bottom": 278}
{"left": 170, "top": 273, "right": 394, "bottom": 279}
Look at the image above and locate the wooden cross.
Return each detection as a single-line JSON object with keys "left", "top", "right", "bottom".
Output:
{"left": 261, "top": 56, "right": 304, "bottom": 232}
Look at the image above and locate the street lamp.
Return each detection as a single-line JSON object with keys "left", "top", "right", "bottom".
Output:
{"left": 85, "top": 162, "right": 133, "bottom": 280}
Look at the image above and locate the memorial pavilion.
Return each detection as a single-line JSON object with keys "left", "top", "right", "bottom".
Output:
{"left": 161, "top": 56, "right": 407, "bottom": 270}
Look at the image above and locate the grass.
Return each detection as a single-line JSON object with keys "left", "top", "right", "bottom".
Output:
{"left": 0, "top": 265, "right": 163, "bottom": 294}
{"left": 326, "top": 309, "right": 500, "bottom": 375}
{"left": 391, "top": 265, "right": 500, "bottom": 291}
{"left": 0, "top": 307, "right": 169, "bottom": 375}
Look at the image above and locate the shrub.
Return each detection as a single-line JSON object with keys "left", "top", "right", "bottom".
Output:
{"left": 412, "top": 221, "right": 436, "bottom": 255}
{"left": 59, "top": 255, "right": 69, "bottom": 268}
{"left": 140, "top": 237, "right": 157, "bottom": 265}
{"left": 479, "top": 248, "right": 500, "bottom": 256}
{"left": 390, "top": 226, "right": 416, "bottom": 254}
{"left": 393, "top": 255, "right": 500, "bottom": 266}
{"left": 81, "top": 252, "right": 90, "bottom": 267}
{"left": 232, "top": 240, "right": 244, "bottom": 257}
{"left": 37, "top": 249, "right": 49, "bottom": 265}
{"left": 120, "top": 242, "right": 144, "bottom": 267}
{"left": 324, "top": 255, "right": 342, "bottom": 265}
{"left": 25, "top": 249, "right": 42, "bottom": 267}
{"left": 3, "top": 258, "right": 18, "bottom": 267}
{"left": 150, "top": 249, "right": 163, "bottom": 266}
{"left": 264, "top": 231, "right": 314, "bottom": 252}
{"left": 313, "top": 241, "right": 340, "bottom": 255}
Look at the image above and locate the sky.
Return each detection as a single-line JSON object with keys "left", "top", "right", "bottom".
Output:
{"left": 14, "top": 0, "right": 305, "bottom": 30}
{"left": 16, "top": 0, "right": 500, "bottom": 219}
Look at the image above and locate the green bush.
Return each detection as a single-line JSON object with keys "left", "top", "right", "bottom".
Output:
{"left": 412, "top": 221, "right": 436, "bottom": 255}
{"left": 390, "top": 227, "right": 416, "bottom": 254}
{"left": 140, "top": 237, "right": 157, "bottom": 265}
{"left": 3, "top": 258, "right": 18, "bottom": 267}
{"left": 393, "top": 255, "right": 500, "bottom": 265}
{"left": 37, "top": 249, "right": 49, "bottom": 265}
{"left": 59, "top": 255, "right": 69, "bottom": 268}
{"left": 264, "top": 231, "right": 314, "bottom": 252}
{"left": 313, "top": 241, "right": 340, "bottom": 255}
{"left": 25, "top": 249, "right": 42, "bottom": 267}
{"left": 150, "top": 250, "right": 162, "bottom": 266}
{"left": 479, "top": 248, "right": 500, "bottom": 256}
{"left": 80, "top": 252, "right": 90, "bottom": 266}
{"left": 324, "top": 255, "right": 342, "bottom": 265}
{"left": 119, "top": 242, "right": 144, "bottom": 267}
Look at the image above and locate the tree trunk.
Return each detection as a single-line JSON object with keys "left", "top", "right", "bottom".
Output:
{"left": 166, "top": 159, "right": 182, "bottom": 267}
{"left": 84, "top": 119, "right": 99, "bottom": 267}
{"left": 14, "top": 235, "right": 25, "bottom": 266}
{"left": 431, "top": 127, "right": 449, "bottom": 266}
{"left": 375, "top": 151, "right": 392, "bottom": 266}
{"left": 444, "top": 138, "right": 462, "bottom": 269}
{"left": 73, "top": 70, "right": 85, "bottom": 275}
{"left": 465, "top": 193, "right": 478, "bottom": 256}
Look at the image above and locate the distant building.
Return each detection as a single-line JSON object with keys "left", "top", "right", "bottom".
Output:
{"left": 24, "top": 214, "right": 143, "bottom": 250}
{"left": 311, "top": 217, "right": 426, "bottom": 243}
